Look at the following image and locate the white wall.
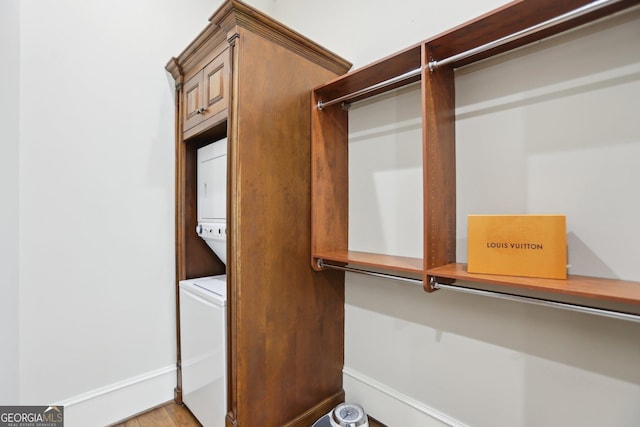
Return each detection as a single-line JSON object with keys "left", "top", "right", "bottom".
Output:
{"left": 271, "top": 1, "right": 640, "bottom": 426}
{"left": 272, "top": 0, "right": 507, "bottom": 69}
{"left": 0, "top": 0, "right": 21, "bottom": 406}
{"left": 15, "top": 0, "right": 261, "bottom": 425}
{"left": 10, "top": 1, "right": 640, "bottom": 426}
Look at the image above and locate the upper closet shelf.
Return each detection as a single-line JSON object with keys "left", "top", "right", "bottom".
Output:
{"left": 313, "top": 0, "right": 636, "bottom": 109}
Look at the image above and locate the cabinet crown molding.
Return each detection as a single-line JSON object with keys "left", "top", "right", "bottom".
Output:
{"left": 165, "top": 0, "right": 351, "bottom": 80}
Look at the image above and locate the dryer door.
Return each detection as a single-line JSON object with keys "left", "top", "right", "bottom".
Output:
{"left": 197, "top": 138, "right": 227, "bottom": 223}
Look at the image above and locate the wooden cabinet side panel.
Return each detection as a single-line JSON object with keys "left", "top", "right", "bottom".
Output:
{"left": 422, "top": 46, "right": 456, "bottom": 281}
{"left": 311, "top": 95, "right": 349, "bottom": 268}
{"left": 230, "top": 29, "right": 345, "bottom": 427}
{"left": 226, "top": 31, "right": 240, "bottom": 427}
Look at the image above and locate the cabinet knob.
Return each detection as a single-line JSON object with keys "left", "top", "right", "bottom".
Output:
{"left": 196, "top": 107, "right": 207, "bottom": 114}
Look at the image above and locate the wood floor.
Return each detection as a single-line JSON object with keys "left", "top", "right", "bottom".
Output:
{"left": 111, "top": 401, "right": 386, "bottom": 427}
{"left": 111, "top": 402, "right": 201, "bottom": 427}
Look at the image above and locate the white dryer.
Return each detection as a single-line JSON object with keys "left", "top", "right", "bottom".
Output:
{"left": 179, "top": 275, "right": 227, "bottom": 427}
{"left": 196, "top": 138, "right": 227, "bottom": 264}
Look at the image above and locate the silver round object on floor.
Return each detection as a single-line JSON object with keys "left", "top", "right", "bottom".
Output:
{"left": 330, "top": 403, "right": 369, "bottom": 427}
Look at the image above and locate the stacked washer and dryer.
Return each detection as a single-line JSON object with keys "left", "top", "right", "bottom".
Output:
{"left": 179, "top": 138, "right": 228, "bottom": 427}
{"left": 179, "top": 137, "right": 371, "bottom": 427}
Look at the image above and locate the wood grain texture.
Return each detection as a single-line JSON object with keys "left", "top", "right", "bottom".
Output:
{"left": 421, "top": 44, "right": 456, "bottom": 291}
{"left": 315, "top": 250, "right": 423, "bottom": 275}
{"left": 310, "top": 93, "right": 349, "bottom": 270}
{"left": 168, "top": 2, "right": 351, "bottom": 426}
{"left": 110, "top": 402, "right": 201, "bottom": 427}
{"left": 424, "top": 0, "right": 639, "bottom": 68}
{"left": 229, "top": 26, "right": 347, "bottom": 427}
{"left": 209, "top": 0, "right": 351, "bottom": 76}
{"left": 314, "top": 44, "right": 421, "bottom": 104}
{"left": 309, "top": 0, "right": 639, "bottom": 307}
{"left": 111, "top": 400, "right": 387, "bottom": 427}
{"left": 311, "top": 0, "right": 640, "bottom": 108}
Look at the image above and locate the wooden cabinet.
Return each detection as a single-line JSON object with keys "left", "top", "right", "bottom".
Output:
{"left": 166, "top": 1, "right": 351, "bottom": 426}
{"left": 311, "top": 0, "right": 640, "bottom": 317}
{"left": 183, "top": 48, "right": 230, "bottom": 138}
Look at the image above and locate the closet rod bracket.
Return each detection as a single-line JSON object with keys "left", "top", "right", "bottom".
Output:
{"left": 427, "top": 275, "right": 441, "bottom": 292}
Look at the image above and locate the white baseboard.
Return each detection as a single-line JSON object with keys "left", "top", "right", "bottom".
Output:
{"left": 343, "top": 367, "right": 468, "bottom": 427}
{"left": 55, "top": 365, "right": 176, "bottom": 427}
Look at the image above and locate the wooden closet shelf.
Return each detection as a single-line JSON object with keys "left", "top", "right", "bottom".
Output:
{"left": 311, "top": 0, "right": 640, "bottom": 320}
{"left": 312, "top": 0, "right": 634, "bottom": 108}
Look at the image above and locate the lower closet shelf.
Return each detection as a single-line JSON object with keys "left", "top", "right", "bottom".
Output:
{"left": 427, "top": 262, "right": 640, "bottom": 306}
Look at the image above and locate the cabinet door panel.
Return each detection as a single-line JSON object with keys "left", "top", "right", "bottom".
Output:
{"left": 183, "top": 71, "right": 203, "bottom": 132}
{"left": 207, "top": 66, "right": 223, "bottom": 104}
{"left": 202, "top": 49, "right": 229, "bottom": 121}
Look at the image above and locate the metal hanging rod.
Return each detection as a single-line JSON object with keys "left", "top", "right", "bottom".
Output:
{"left": 430, "top": 278, "right": 640, "bottom": 323}
{"left": 316, "top": 67, "right": 422, "bottom": 110}
{"left": 316, "top": 258, "right": 640, "bottom": 321}
{"left": 317, "top": 259, "right": 423, "bottom": 285}
{"left": 428, "top": 0, "right": 626, "bottom": 71}
{"left": 316, "top": 0, "right": 626, "bottom": 110}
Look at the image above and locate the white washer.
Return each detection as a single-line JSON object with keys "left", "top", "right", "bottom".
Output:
{"left": 179, "top": 275, "right": 227, "bottom": 427}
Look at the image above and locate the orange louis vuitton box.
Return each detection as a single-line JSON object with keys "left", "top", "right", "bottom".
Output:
{"left": 467, "top": 215, "right": 567, "bottom": 279}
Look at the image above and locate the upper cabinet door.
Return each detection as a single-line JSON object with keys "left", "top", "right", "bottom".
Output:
{"left": 202, "top": 49, "right": 229, "bottom": 121}
{"left": 184, "top": 70, "right": 204, "bottom": 133}
{"left": 182, "top": 48, "right": 230, "bottom": 136}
